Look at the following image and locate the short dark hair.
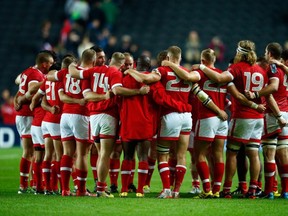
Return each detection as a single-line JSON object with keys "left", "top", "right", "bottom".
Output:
{"left": 136, "top": 55, "right": 151, "bottom": 71}
{"left": 49, "top": 62, "right": 61, "bottom": 70}
{"left": 90, "top": 45, "right": 103, "bottom": 53}
{"left": 157, "top": 50, "right": 168, "bottom": 66}
{"left": 266, "top": 42, "right": 282, "bottom": 60}
{"left": 35, "top": 51, "right": 53, "bottom": 65}
{"left": 281, "top": 49, "right": 288, "bottom": 61}
{"left": 38, "top": 50, "right": 58, "bottom": 62}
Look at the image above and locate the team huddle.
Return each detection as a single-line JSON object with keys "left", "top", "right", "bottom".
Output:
{"left": 14, "top": 40, "right": 288, "bottom": 199}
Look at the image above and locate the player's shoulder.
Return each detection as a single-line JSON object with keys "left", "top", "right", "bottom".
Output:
{"left": 94, "top": 65, "right": 109, "bottom": 71}
{"left": 108, "top": 65, "right": 119, "bottom": 71}
{"left": 59, "top": 68, "right": 68, "bottom": 73}
{"left": 179, "top": 65, "right": 189, "bottom": 72}
{"left": 213, "top": 67, "right": 223, "bottom": 74}
{"left": 56, "top": 68, "right": 68, "bottom": 77}
{"left": 152, "top": 66, "right": 168, "bottom": 74}
{"left": 107, "top": 66, "right": 122, "bottom": 76}
{"left": 23, "top": 66, "right": 38, "bottom": 74}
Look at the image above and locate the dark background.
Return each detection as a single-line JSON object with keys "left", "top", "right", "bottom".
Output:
{"left": 0, "top": 0, "right": 287, "bottom": 95}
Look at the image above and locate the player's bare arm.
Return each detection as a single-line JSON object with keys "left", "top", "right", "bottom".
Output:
{"left": 206, "top": 100, "right": 228, "bottom": 121}
{"left": 269, "top": 59, "right": 288, "bottom": 75}
{"left": 161, "top": 60, "right": 200, "bottom": 82}
{"left": 15, "top": 74, "right": 21, "bottom": 85}
{"left": 193, "top": 64, "right": 232, "bottom": 83}
{"left": 46, "top": 69, "right": 58, "bottom": 81}
{"left": 111, "top": 85, "right": 150, "bottom": 97}
{"left": 191, "top": 83, "right": 228, "bottom": 120}
{"left": 83, "top": 90, "right": 111, "bottom": 102}
{"left": 124, "top": 68, "right": 160, "bottom": 84}
{"left": 68, "top": 63, "right": 82, "bottom": 79}
{"left": 228, "top": 83, "right": 266, "bottom": 113}
{"left": 40, "top": 96, "right": 60, "bottom": 114}
{"left": 30, "top": 92, "right": 44, "bottom": 111}
{"left": 14, "top": 92, "right": 21, "bottom": 111}
{"left": 265, "top": 94, "right": 286, "bottom": 127}
{"left": 17, "top": 81, "right": 43, "bottom": 109}
{"left": 245, "top": 78, "right": 279, "bottom": 99}
{"left": 58, "top": 90, "right": 86, "bottom": 106}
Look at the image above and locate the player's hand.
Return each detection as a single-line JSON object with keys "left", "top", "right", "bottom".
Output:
{"left": 104, "top": 90, "right": 112, "bottom": 100}
{"left": 79, "top": 98, "right": 86, "bottom": 106}
{"left": 51, "top": 105, "right": 60, "bottom": 114}
{"left": 256, "top": 104, "right": 266, "bottom": 113}
{"left": 119, "top": 65, "right": 125, "bottom": 73}
{"left": 15, "top": 96, "right": 25, "bottom": 111}
{"left": 29, "top": 103, "right": 35, "bottom": 111}
{"left": 269, "top": 59, "right": 282, "bottom": 66}
{"left": 244, "top": 90, "right": 255, "bottom": 99}
{"left": 277, "top": 116, "right": 287, "bottom": 128}
{"left": 139, "top": 85, "right": 150, "bottom": 95}
{"left": 69, "top": 62, "right": 77, "bottom": 68}
{"left": 161, "top": 60, "right": 171, "bottom": 67}
{"left": 14, "top": 101, "right": 21, "bottom": 111}
{"left": 191, "top": 64, "right": 200, "bottom": 70}
{"left": 124, "top": 69, "right": 131, "bottom": 75}
{"left": 217, "top": 110, "right": 228, "bottom": 121}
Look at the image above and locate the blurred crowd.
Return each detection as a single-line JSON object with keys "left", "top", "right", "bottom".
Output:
{"left": 38, "top": 0, "right": 228, "bottom": 71}
{"left": 0, "top": 89, "right": 16, "bottom": 125}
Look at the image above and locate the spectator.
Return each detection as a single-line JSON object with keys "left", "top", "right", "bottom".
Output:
{"left": 0, "top": 89, "right": 16, "bottom": 125}
{"left": 105, "top": 35, "right": 118, "bottom": 60}
{"left": 65, "top": 20, "right": 85, "bottom": 57}
{"left": 208, "top": 36, "right": 225, "bottom": 63}
{"left": 38, "top": 19, "right": 53, "bottom": 51}
{"left": 65, "top": 0, "right": 90, "bottom": 25}
{"left": 118, "top": 34, "right": 140, "bottom": 58}
{"left": 87, "top": 18, "right": 102, "bottom": 44}
{"left": 97, "top": 27, "right": 111, "bottom": 49}
{"left": 119, "top": 34, "right": 132, "bottom": 53}
{"left": 100, "top": 0, "right": 119, "bottom": 30}
{"left": 88, "top": 0, "right": 107, "bottom": 31}
{"left": 184, "top": 30, "right": 201, "bottom": 64}
{"left": 78, "top": 34, "right": 95, "bottom": 58}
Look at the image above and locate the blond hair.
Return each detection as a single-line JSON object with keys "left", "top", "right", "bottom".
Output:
{"left": 234, "top": 40, "right": 257, "bottom": 65}
{"left": 81, "top": 49, "right": 96, "bottom": 65}
{"left": 167, "top": 46, "right": 182, "bottom": 61}
{"left": 110, "top": 52, "right": 125, "bottom": 67}
{"left": 201, "top": 48, "right": 216, "bottom": 65}
{"left": 61, "top": 55, "right": 77, "bottom": 69}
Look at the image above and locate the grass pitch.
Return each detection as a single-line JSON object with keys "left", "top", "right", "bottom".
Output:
{"left": 0, "top": 148, "right": 287, "bottom": 216}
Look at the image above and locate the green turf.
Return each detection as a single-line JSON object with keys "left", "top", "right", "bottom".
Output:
{"left": 0, "top": 148, "right": 287, "bottom": 216}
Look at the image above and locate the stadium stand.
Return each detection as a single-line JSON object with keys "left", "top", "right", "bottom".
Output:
{"left": 114, "top": 0, "right": 288, "bottom": 68}
{"left": 0, "top": 0, "right": 287, "bottom": 95}
{"left": 0, "top": 0, "right": 65, "bottom": 94}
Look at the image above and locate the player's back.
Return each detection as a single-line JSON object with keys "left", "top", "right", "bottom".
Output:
{"left": 17, "top": 67, "right": 45, "bottom": 116}
{"left": 82, "top": 65, "right": 109, "bottom": 94}
{"left": 266, "top": 66, "right": 288, "bottom": 112}
{"left": 83, "top": 65, "right": 119, "bottom": 117}
{"left": 198, "top": 68, "right": 227, "bottom": 119}
{"left": 157, "top": 66, "right": 192, "bottom": 115}
{"left": 229, "top": 62, "right": 267, "bottom": 118}
{"left": 57, "top": 68, "right": 88, "bottom": 115}
{"left": 120, "top": 72, "right": 155, "bottom": 140}
{"left": 41, "top": 79, "right": 63, "bottom": 122}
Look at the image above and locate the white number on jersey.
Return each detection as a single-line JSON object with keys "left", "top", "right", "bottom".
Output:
{"left": 166, "top": 72, "right": 192, "bottom": 92}
{"left": 46, "top": 81, "right": 56, "bottom": 101}
{"left": 243, "top": 72, "right": 264, "bottom": 91}
{"left": 203, "top": 80, "right": 227, "bottom": 93}
{"left": 19, "top": 74, "right": 28, "bottom": 94}
{"left": 92, "top": 73, "right": 108, "bottom": 92}
{"left": 65, "top": 74, "right": 81, "bottom": 94}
